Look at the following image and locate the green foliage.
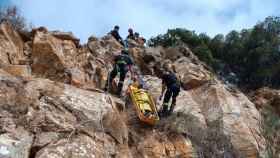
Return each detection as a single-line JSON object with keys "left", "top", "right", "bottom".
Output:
{"left": 193, "top": 43, "right": 214, "bottom": 66}
{"left": 261, "top": 106, "right": 280, "bottom": 157}
{"left": 148, "top": 28, "right": 201, "bottom": 48}
{"left": 149, "top": 16, "right": 280, "bottom": 89}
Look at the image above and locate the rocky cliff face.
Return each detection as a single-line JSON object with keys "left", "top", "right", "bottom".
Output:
{"left": 0, "top": 22, "right": 268, "bottom": 158}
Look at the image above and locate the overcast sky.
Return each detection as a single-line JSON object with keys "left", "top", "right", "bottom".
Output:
{"left": 2, "top": 0, "right": 280, "bottom": 43}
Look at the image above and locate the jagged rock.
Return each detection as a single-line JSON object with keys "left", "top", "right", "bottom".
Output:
{"left": 85, "top": 57, "right": 109, "bottom": 89}
{"left": 0, "top": 24, "right": 269, "bottom": 157}
{"left": 251, "top": 87, "right": 280, "bottom": 116}
{"left": 31, "top": 29, "right": 91, "bottom": 87}
{"left": 192, "top": 83, "right": 266, "bottom": 157}
{"left": 129, "top": 47, "right": 154, "bottom": 74}
{"left": 35, "top": 134, "right": 116, "bottom": 158}
{"left": 163, "top": 45, "right": 199, "bottom": 63}
{"left": 33, "top": 132, "right": 60, "bottom": 148}
{"left": 0, "top": 128, "right": 33, "bottom": 158}
{"left": 142, "top": 76, "right": 266, "bottom": 157}
{"left": 23, "top": 41, "right": 32, "bottom": 58}
{"left": 0, "top": 69, "right": 30, "bottom": 115}
{"left": 87, "top": 35, "right": 123, "bottom": 59}
{"left": 2, "top": 65, "right": 31, "bottom": 78}
{"left": 86, "top": 35, "right": 125, "bottom": 89}
{"left": 65, "top": 68, "right": 86, "bottom": 87}
{"left": 130, "top": 46, "right": 163, "bottom": 75}
{"left": 25, "top": 78, "right": 127, "bottom": 141}
{"left": 162, "top": 46, "right": 188, "bottom": 61}
{"left": 136, "top": 133, "right": 195, "bottom": 158}
{"left": 0, "top": 69, "right": 130, "bottom": 156}
{"left": 173, "top": 57, "right": 212, "bottom": 90}
{"left": 51, "top": 31, "right": 80, "bottom": 47}
{"left": 0, "top": 22, "right": 26, "bottom": 65}
{"left": 130, "top": 45, "right": 212, "bottom": 90}
{"left": 31, "top": 29, "right": 76, "bottom": 81}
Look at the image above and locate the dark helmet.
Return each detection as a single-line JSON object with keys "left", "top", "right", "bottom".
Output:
{"left": 128, "top": 28, "right": 133, "bottom": 33}
{"left": 114, "top": 25, "right": 120, "bottom": 30}
{"left": 135, "top": 32, "right": 140, "bottom": 37}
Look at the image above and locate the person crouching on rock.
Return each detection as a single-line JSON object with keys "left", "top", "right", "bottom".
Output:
{"left": 110, "top": 25, "right": 125, "bottom": 46}
{"left": 159, "top": 64, "right": 181, "bottom": 117}
{"left": 104, "top": 49, "right": 134, "bottom": 97}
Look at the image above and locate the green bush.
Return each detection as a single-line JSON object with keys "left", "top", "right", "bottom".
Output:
{"left": 261, "top": 106, "right": 280, "bottom": 158}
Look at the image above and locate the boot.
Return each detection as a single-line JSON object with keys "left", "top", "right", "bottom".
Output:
{"left": 159, "top": 103, "right": 169, "bottom": 117}
{"left": 168, "top": 103, "right": 176, "bottom": 116}
{"left": 116, "top": 81, "right": 124, "bottom": 97}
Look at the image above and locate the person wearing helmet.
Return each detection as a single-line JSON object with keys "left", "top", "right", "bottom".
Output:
{"left": 127, "top": 28, "right": 135, "bottom": 40}
{"left": 134, "top": 32, "right": 140, "bottom": 39}
{"left": 134, "top": 32, "right": 146, "bottom": 45}
{"left": 110, "top": 25, "right": 124, "bottom": 46}
{"left": 104, "top": 49, "right": 134, "bottom": 96}
{"left": 159, "top": 64, "right": 181, "bottom": 117}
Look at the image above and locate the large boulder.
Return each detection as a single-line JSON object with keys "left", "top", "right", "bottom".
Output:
{"left": 31, "top": 29, "right": 92, "bottom": 87}
{"left": 2, "top": 65, "right": 31, "bottom": 78}
{"left": 0, "top": 69, "right": 129, "bottom": 157}
{"left": 134, "top": 132, "right": 195, "bottom": 158}
{"left": 128, "top": 46, "right": 164, "bottom": 75}
{"left": 0, "top": 128, "right": 33, "bottom": 158}
{"left": 87, "top": 35, "right": 123, "bottom": 60}
{"left": 173, "top": 57, "right": 212, "bottom": 90}
{"left": 86, "top": 35, "right": 124, "bottom": 89}
{"left": 0, "top": 22, "right": 26, "bottom": 65}
{"left": 156, "top": 45, "right": 212, "bottom": 90}
{"left": 50, "top": 31, "right": 80, "bottom": 47}
{"left": 129, "top": 45, "right": 212, "bottom": 90}
{"left": 143, "top": 76, "right": 266, "bottom": 157}
{"left": 0, "top": 70, "right": 33, "bottom": 158}
{"left": 25, "top": 78, "right": 128, "bottom": 143}
{"left": 251, "top": 87, "right": 280, "bottom": 116}
{"left": 31, "top": 29, "right": 77, "bottom": 81}
{"left": 35, "top": 134, "right": 118, "bottom": 158}
{"left": 162, "top": 46, "right": 196, "bottom": 62}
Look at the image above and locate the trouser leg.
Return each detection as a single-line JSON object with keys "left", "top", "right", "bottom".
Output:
{"left": 161, "top": 88, "right": 172, "bottom": 116}
{"left": 169, "top": 85, "right": 180, "bottom": 115}
{"left": 169, "top": 96, "right": 177, "bottom": 115}
{"left": 117, "top": 69, "right": 127, "bottom": 95}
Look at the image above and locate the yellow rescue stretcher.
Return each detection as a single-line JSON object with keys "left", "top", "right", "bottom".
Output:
{"left": 128, "top": 84, "right": 160, "bottom": 125}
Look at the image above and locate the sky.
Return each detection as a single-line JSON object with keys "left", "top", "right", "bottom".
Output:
{"left": 1, "top": 0, "right": 280, "bottom": 43}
